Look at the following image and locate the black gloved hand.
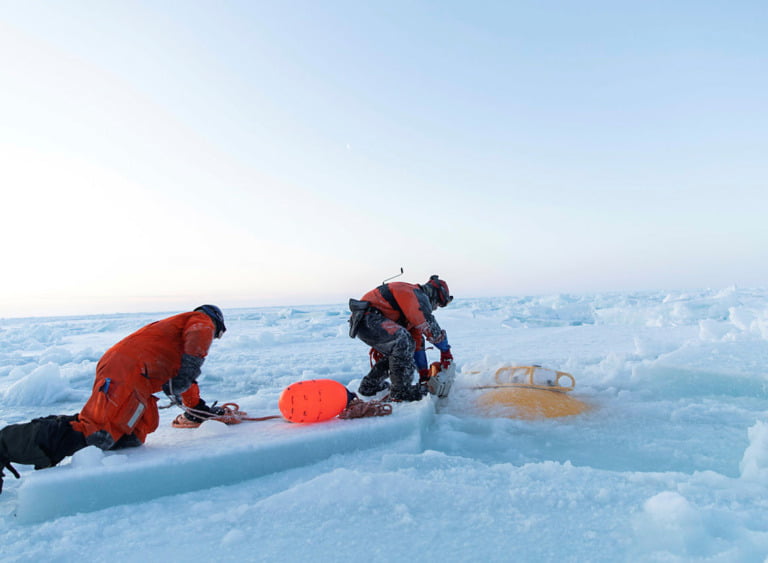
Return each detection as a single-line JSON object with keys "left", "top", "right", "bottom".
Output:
{"left": 184, "top": 400, "right": 226, "bottom": 423}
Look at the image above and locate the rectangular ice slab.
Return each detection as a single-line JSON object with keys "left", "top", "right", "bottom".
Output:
{"left": 15, "top": 399, "right": 434, "bottom": 523}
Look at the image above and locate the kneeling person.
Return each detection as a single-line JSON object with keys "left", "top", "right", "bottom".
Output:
{"left": 0, "top": 305, "right": 226, "bottom": 492}
{"left": 348, "top": 275, "right": 454, "bottom": 402}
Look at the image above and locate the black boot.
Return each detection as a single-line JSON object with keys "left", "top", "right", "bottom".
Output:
{"left": 389, "top": 367, "right": 426, "bottom": 402}
{"left": 358, "top": 360, "right": 391, "bottom": 397}
{"left": 389, "top": 384, "right": 426, "bottom": 402}
{"left": 388, "top": 350, "right": 424, "bottom": 402}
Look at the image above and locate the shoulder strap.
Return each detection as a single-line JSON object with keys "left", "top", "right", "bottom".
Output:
{"left": 377, "top": 284, "right": 407, "bottom": 325}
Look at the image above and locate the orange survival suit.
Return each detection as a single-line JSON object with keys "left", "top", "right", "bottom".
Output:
{"left": 71, "top": 310, "right": 217, "bottom": 449}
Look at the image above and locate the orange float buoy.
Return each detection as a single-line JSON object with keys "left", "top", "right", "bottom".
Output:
{"left": 473, "top": 365, "right": 590, "bottom": 420}
{"left": 278, "top": 379, "right": 352, "bottom": 423}
{"left": 476, "top": 387, "right": 589, "bottom": 419}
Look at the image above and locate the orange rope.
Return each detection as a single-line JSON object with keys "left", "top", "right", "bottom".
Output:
{"left": 181, "top": 402, "right": 281, "bottom": 424}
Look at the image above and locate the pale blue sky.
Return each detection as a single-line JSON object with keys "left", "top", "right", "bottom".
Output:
{"left": 1, "top": 1, "right": 766, "bottom": 317}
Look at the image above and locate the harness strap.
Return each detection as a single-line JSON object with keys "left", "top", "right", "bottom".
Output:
{"left": 377, "top": 284, "right": 407, "bottom": 326}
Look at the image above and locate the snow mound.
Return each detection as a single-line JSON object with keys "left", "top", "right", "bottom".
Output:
{"left": 3, "top": 363, "right": 77, "bottom": 406}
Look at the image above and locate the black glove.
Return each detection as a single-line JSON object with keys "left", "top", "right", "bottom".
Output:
{"left": 208, "top": 402, "right": 227, "bottom": 416}
{"left": 184, "top": 399, "right": 224, "bottom": 423}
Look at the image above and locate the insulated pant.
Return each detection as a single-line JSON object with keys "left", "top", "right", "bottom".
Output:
{"left": 0, "top": 414, "right": 87, "bottom": 491}
{"left": 354, "top": 310, "right": 422, "bottom": 400}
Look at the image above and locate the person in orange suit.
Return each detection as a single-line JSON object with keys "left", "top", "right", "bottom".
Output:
{"left": 1, "top": 305, "right": 226, "bottom": 492}
{"left": 72, "top": 304, "right": 227, "bottom": 448}
{"left": 348, "top": 275, "right": 453, "bottom": 401}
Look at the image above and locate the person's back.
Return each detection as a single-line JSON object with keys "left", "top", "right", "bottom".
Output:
{"left": 96, "top": 312, "right": 214, "bottom": 394}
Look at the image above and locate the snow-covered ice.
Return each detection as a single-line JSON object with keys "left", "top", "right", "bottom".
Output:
{"left": 2, "top": 287, "right": 768, "bottom": 561}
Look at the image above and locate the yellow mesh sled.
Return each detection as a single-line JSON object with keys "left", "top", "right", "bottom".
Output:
{"left": 472, "top": 365, "right": 590, "bottom": 420}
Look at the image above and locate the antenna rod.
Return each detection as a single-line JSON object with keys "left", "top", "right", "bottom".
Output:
{"left": 382, "top": 267, "right": 404, "bottom": 284}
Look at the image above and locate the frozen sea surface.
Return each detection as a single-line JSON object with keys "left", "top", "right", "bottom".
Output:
{"left": 2, "top": 287, "right": 768, "bottom": 562}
